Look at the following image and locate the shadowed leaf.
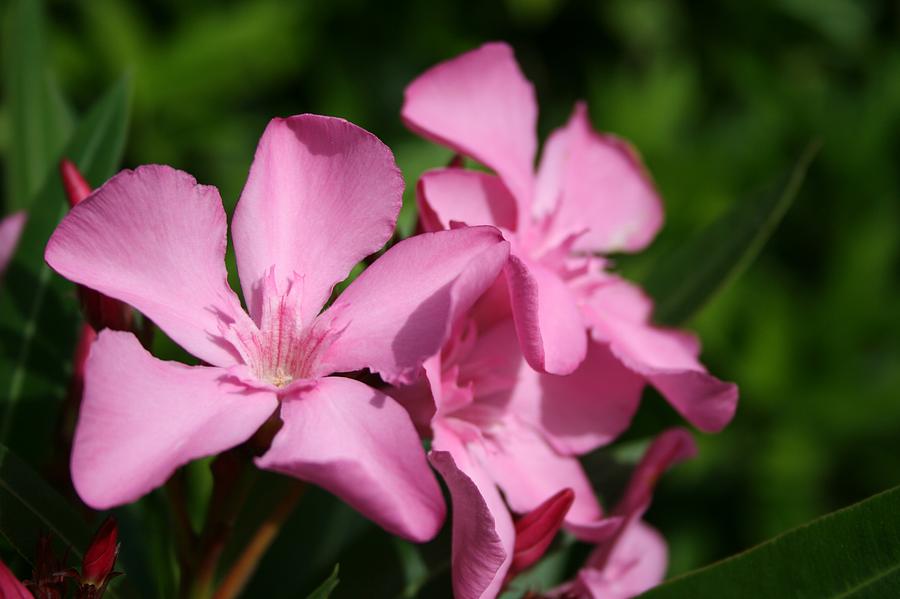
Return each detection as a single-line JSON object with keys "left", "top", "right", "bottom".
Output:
{"left": 643, "top": 143, "right": 818, "bottom": 325}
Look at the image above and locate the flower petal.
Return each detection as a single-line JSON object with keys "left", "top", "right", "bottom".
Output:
{"left": 417, "top": 169, "right": 518, "bottom": 232}
{"left": 72, "top": 330, "right": 278, "bottom": 509}
{"left": 45, "top": 165, "right": 246, "bottom": 366}
{"left": 256, "top": 376, "right": 445, "bottom": 542}
{"left": 480, "top": 418, "right": 602, "bottom": 526}
{"left": 536, "top": 103, "right": 663, "bottom": 254}
{"left": 505, "top": 255, "right": 587, "bottom": 375}
{"left": 456, "top": 319, "right": 641, "bottom": 454}
{"left": 572, "top": 521, "right": 668, "bottom": 599}
{"left": 318, "top": 226, "right": 509, "bottom": 384}
{"left": 615, "top": 428, "right": 697, "bottom": 519}
{"left": 431, "top": 425, "right": 514, "bottom": 599}
{"left": 402, "top": 42, "right": 537, "bottom": 208}
{"left": 512, "top": 336, "right": 645, "bottom": 455}
{"left": 0, "top": 211, "right": 26, "bottom": 277}
{"left": 232, "top": 115, "right": 403, "bottom": 323}
{"left": 588, "top": 279, "right": 738, "bottom": 432}
{"left": 0, "top": 560, "right": 30, "bottom": 599}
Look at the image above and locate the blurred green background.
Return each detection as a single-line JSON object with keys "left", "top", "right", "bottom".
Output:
{"left": 2, "top": 0, "right": 900, "bottom": 596}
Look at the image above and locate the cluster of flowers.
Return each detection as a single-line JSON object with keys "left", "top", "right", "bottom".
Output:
{"left": 3, "top": 43, "right": 737, "bottom": 598}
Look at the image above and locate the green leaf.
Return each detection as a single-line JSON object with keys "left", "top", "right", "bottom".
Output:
{"left": 642, "top": 143, "right": 819, "bottom": 325}
{"left": 0, "top": 442, "right": 138, "bottom": 598}
{"left": 641, "top": 484, "right": 900, "bottom": 598}
{"left": 393, "top": 539, "right": 428, "bottom": 598}
{"left": 307, "top": 564, "right": 340, "bottom": 599}
{"left": 0, "top": 441, "right": 90, "bottom": 563}
{"left": 0, "top": 75, "right": 132, "bottom": 449}
{"left": 3, "top": 0, "right": 74, "bottom": 210}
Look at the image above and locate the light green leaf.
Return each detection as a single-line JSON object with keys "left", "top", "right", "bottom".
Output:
{"left": 643, "top": 143, "right": 818, "bottom": 325}
{"left": 0, "top": 75, "right": 132, "bottom": 447}
{"left": 641, "top": 484, "right": 900, "bottom": 598}
{"left": 3, "top": 0, "right": 74, "bottom": 210}
{"left": 307, "top": 564, "right": 340, "bottom": 599}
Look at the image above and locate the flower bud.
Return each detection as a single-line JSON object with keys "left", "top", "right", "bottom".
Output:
{"left": 509, "top": 488, "right": 575, "bottom": 576}
{"left": 81, "top": 517, "right": 119, "bottom": 586}
{"left": 59, "top": 159, "right": 92, "bottom": 208}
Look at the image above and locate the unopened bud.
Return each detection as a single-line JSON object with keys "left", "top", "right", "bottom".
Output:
{"left": 509, "top": 488, "right": 575, "bottom": 576}
{"left": 81, "top": 517, "right": 118, "bottom": 587}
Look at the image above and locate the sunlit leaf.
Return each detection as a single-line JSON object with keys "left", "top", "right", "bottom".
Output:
{"left": 643, "top": 143, "right": 819, "bottom": 325}
{"left": 641, "top": 484, "right": 900, "bottom": 598}
{"left": 3, "top": 0, "right": 74, "bottom": 211}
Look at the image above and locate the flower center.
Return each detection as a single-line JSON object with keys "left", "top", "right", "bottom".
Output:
{"left": 222, "top": 270, "right": 340, "bottom": 388}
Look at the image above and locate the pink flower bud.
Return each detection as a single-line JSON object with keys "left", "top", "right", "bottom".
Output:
{"left": 509, "top": 488, "right": 575, "bottom": 576}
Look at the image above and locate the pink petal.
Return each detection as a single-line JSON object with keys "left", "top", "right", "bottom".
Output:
{"left": 588, "top": 279, "right": 738, "bottom": 432}
{"left": 615, "top": 428, "right": 697, "bottom": 519}
{"left": 318, "top": 226, "right": 509, "bottom": 384}
{"left": 0, "top": 211, "right": 26, "bottom": 277}
{"left": 536, "top": 103, "right": 662, "bottom": 254}
{"left": 45, "top": 165, "right": 247, "bottom": 367}
{"left": 505, "top": 255, "right": 587, "bottom": 375}
{"left": 402, "top": 42, "right": 538, "bottom": 209}
{"left": 417, "top": 169, "right": 518, "bottom": 232}
{"left": 458, "top": 319, "right": 641, "bottom": 454}
{"left": 0, "top": 560, "right": 31, "bottom": 599}
{"left": 72, "top": 330, "right": 278, "bottom": 509}
{"left": 431, "top": 425, "right": 514, "bottom": 599}
{"left": 576, "top": 521, "right": 668, "bottom": 599}
{"left": 232, "top": 115, "right": 403, "bottom": 324}
{"left": 511, "top": 337, "right": 645, "bottom": 455}
{"left": 256, "top": 376, "right": 445, "bottom": 542}
{"left": 480, "top": 418, "right": 601, "bottom": 526}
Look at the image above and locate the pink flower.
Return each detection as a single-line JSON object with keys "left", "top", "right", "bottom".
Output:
{"left": 0, "top": 211, "right": 26, "bottom": 277}
{"left": 394, "top": 311, "right": 644, "bottom": 598}
{"left": 403, "top": 42, "right": 737, "bottom": 431}
{"left": 45, "top": 114, "right": 509, "bottom": 542}
{"left": 552, "top": 429, "right": 696, "bottom": 599}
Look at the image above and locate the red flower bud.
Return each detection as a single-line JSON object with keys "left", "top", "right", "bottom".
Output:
{"left": 59, "top": 159, "right": 92, "bottom": 208}
{"left": 81, "top": 517, "right": 118, "bottom": 587}
{"left": 509, "top": 488, "right": 575, "bottom": 577}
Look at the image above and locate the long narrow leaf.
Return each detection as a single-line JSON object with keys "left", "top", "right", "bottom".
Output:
{"left": 643, "top": 143, "right": 819, "bottom": 325}
{"left": 641, "top": 484, "right": 900, "bottom": 598}
{"left": 3, "top": 0, "right": 74, "bottom": 211}
{"left": 0, "top": 442, "right": 90, "bottom": 563}
{"left": 0, "top": 76, "right": 132, "bottom": 447}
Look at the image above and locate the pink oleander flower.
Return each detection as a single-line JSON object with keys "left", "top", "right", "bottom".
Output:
{"left": 0, "top": 211, "right": 27, "bottom": 277}
{"left": 403, "top": 42, "right": 737, "bottom": 431}
{"left": 394, "top": 309, "right": 645, "bottom": 598}
{"left": 550, "top": 429, "right": 697, "bottom": 599}
{"left": 45, "top": 114, "right": 509, "bottom": 542}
